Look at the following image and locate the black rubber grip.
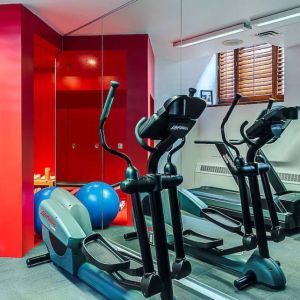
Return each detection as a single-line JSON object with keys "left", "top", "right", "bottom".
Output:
{"left": 124, "top": 231, "right": 138, "bottom": 241}
{"left": 26, "top": 253, "right": 51, "bottom": 267}
{"left": 120, "top": 176, "right": 156, "bottom": 194}
{"left": 161, "top": 175, "right": 183, "bottom": 188}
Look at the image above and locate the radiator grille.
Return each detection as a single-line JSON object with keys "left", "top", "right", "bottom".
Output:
{"left": 196, "top": 164, "right": 300, "bottom": 184}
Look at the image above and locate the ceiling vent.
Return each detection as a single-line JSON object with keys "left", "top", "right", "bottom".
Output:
{"left": 256, "top": 30, "right": 280, "bottom": 37}
{"left": 222, "top": 39, "right": 244, "bottom": 46}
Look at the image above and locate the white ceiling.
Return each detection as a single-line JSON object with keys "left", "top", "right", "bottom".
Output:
{"left": 2, "top": 0, "right": 300, "bottom": 59}
{"left": 1, "top": 0, "right": 132, "bottom": 34}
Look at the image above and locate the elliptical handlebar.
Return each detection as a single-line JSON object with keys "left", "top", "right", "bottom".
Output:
{"left": 135, "top": 118, "right": 156, "bottom": 153}
{"left": 99, "top": 81, "right": 132, "bottom": 167}
{"left": 221, "top": 94, "right": 242, "bottom": 157}
{"left": 100, "top": 81, "right": 120, "bottom": 126}
{"left": 267, "top": 98, "right": 275, "bottom": 111}
{"left": 167, "top": 138, "right": 185, "bottom": 163}
{"left": 240, "top": 121, "right": 256, "bottom": 146}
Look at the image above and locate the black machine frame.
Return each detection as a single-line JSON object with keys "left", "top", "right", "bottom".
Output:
{"left": 192, "top": 105, "right": 300, "bottom": 230}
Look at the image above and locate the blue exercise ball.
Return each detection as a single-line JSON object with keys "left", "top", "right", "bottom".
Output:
{"left": 76, "top": 182, "right": 120, "bottom": 229}
{"left": 34, "top": 187, "right": 56, "bottom": 235}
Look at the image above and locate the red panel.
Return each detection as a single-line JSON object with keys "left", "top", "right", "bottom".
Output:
{"left": 20, "top": 6, "right": 60, "bottom": 257}
{"left": 61, "top": 35, "right": 154, "bottom": 226}
{"left": 102, "top": 35, "right": 149, "bottom": 177}
{"left": 148, "top": 40, "right": 155, "bottom": 148}
{"left": 0, "top": 4, "right": 61, "bottom": 257}
{"left": 148, "top": 39, "right": 155, "bottom": 117}
{"left": 0, "top": 5, "right": 23, "bottom": 257}
{"left": 56, "top": 50, "right": 127, "bottom": 183}
{"left": 34, "top": 35, "right": 58, "bottom": 176}
{"left": 56, "top": 91, "right": 102, "bottom": 182}
{"left": 103, "top": 90, "right": 127, "bottom": 185}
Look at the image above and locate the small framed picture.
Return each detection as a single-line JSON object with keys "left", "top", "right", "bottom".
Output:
{"left": 200, "top": 90, "right": 213, "bottom": 105}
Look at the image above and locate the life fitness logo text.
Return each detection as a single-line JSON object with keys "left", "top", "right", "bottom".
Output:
{"left": 41, "top": 210, "right": 57, "bottom": 229}
{"left": 170, "top": 125, "right": 189, "bottom": 131}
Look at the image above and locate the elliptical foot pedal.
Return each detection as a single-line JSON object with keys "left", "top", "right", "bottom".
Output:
{"left": 183, "top": 229, "right": 223, "bottom": 249}
{"left": 118, "top": 251, "right": 144, "bottom": 277}
{"left": 201, "top": 208, "right": 242, "bottom": 233}
{"left": 82, "top": 233, "right": 130, "bottom": 273}
{"left": 172, "top": 258, "right": 192, "bottom": 279}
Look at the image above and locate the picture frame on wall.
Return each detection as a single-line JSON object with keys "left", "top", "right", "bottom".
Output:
{"left": 200, "top": 90, "right": 213, "bottom": 105}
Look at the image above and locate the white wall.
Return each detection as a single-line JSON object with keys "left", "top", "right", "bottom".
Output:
{"left": 195, "top": 55, "right": 218, "bottom": 105}
{"left": 155, "top": 56, "right": 213, "bottom": 107}
{"left": 154, "top": 45, "right": 300, "bottom": 191}
{"left": 154, "top": 55, "right": 212, "bottom": 172}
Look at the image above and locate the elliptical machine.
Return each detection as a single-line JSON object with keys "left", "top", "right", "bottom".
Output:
{"left": 142, "top": 94, "right": 295, "bottom": 290}
{"left": 101, "top": 82, "right": 209, "bottom": 299}
{"left": 191, "top": 98, "right": 300, "bottom": 230}
{"left": 125, "top": 91, "right": 207, "bottom": 299}
{"left": 190, "top": 95, "right": 298, "bottom": 289}
{"left": 26, "top": 82, "right": 164, "bottom": 299}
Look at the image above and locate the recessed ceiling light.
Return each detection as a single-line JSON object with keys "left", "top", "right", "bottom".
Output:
{"left": 222, "top": 39, "right": 244, "bottom": 46}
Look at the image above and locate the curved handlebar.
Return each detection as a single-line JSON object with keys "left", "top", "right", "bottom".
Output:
{"left": 240, "top": 121, "right": 255, "bottom": 146}
{"left": 99, "top": 81, "right": 132, "bottom": 166}
{"left": 221, "top": 94, "right": 242, "bottom": 157}
{"left": 267, "top": 98, "right": 275, "bottom": 111}
{"left": 100, "top": 81, "right": 120, "bottom": 126}
{"left": 229, "top": 139, "right": 244, "bottom": 145}
{"left": 167, "top": 138, "right": 185, "bottom": 163}
{"left": 135, "top": 118, "right": 156, "bottom": 152}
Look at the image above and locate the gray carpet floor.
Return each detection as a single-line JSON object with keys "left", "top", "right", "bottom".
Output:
{"left": 0, "top": 244, "right": 102, "bottom": 300}
{"left": 1, "top": 221, "right": 300, "bottom": 300}
{"left": 102, "top": 223, "right": 300, "bottom": 300}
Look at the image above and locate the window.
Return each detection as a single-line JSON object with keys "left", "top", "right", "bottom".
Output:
{"left": 218, "top": 44, "right": 284, "bottom": 104}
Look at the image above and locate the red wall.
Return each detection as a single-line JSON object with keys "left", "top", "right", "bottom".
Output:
{"left": 60, "top": 35, "right": 154, "bottom": 225}
{"left": 103, "top": 35, "right": 150, "bottom": 179}
{"left": 148, "top": 39, "right": 155, "bottom": 147}
{"left": 34, "top": 35, "right": 58, "bottom": 176}
{"left": 56, "top": 50, "right": 127, "bottom": 183}
{"left": 0, "top": 4, "right": 61, "bottom": 257}
{"left": 0, "top": 5, "right": 23, "bottom": 257}
{"left": 60, "top": 35, "right": 152, "bottom": 181}
{"left": 0, "top": 4, "right": 154, "bottom": 256}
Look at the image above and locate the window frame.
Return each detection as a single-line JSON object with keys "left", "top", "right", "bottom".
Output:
{"left": 217, "top": 44, "right": 284, "bottom": 105}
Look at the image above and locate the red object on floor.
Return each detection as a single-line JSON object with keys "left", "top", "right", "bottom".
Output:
{"left": 112, "top": 203, "right": 128, "bottom": 226}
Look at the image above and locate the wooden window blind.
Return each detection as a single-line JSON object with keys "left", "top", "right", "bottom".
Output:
{"left": 277, "top": 47, "right": 284, "bottom": 98}
{"left": 218, "top": 51, "right": 235, "bottom": 103}
{"left": 238, "top": 44, "right": 273, "bottom": 100}
{"left": 218, "top": 43, "right": 284, "bottom": 104}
